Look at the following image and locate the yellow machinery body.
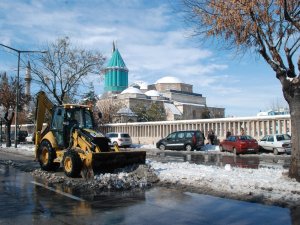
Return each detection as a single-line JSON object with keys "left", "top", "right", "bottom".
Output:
{"left": 34, "top": 91, "right": 146, "bottom": 178}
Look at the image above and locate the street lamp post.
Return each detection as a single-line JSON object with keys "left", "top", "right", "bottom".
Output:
{"left": 0, "top": 118, "right": 2, "bottom": 144}
{"left": 0, "top": 43, "right": 47, "bottom": 148}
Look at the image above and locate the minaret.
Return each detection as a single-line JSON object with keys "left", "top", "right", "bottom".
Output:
{"left": 104, "top": 42, "right": 128, "bottom": 93}
{"left": 24, "top": 61, "right": 31, "bottom": 96}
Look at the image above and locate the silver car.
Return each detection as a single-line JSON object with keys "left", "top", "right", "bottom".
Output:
{"left": 258, "top": 134, "right": 291, "bottom": 155}
{"left": 105, "top": 132, "right": 132, "bottom": 148}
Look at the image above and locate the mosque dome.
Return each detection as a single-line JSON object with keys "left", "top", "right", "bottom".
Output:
{"left": 117, "top": 107, "right": 136, "bottom": 115}
{"left": 155, "top": 76, "right": 182, "bottom": 84}
{"left": 145, "top": 90, "right": 161, "bottom": 97}
{"left": 130, "top": 81, "right": 148, "bottom": 90}
{"left": 121, "top": 87, "right": 144, "bottom": 94}
{"left": 106, "top": 49, "right": 128, "bottom": 71}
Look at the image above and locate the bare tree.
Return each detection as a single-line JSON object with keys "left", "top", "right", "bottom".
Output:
{"left": 30, "top": 37, "right": 105, "bottom": 104}
{"left": 268, "top": 98, "right": 289, "bottom": 113}
{"left": 0, "top": 72, "right": 28, "bottom": 147}
{"left": 181, "top": 0, "right": 300, "bottom": 180}
{"left": 96, "top": 98, "right": 125, "bottom": 124}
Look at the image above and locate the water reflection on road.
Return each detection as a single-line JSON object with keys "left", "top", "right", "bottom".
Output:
{"left": 155, "top": 151, "right": 291, "bottom": 170}
{"left": 0, "top": 164, "right": 297, "bottom": 225}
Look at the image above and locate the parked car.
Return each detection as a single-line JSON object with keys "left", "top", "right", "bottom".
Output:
{"left": 5, "top": 130, "right": 28, "bottom": 143}
{"left": 258, "top": 134, "right": 291, "bottom": 155}
{"left": 219, "top": 135, "right": 259, "bottom": 155}
{"left": 156, "top": 130, "right": 205, "bottom": 151}
{"left": 105, "top": 132, "right": 132, "bottom": 148}
{"left": 18, "top": 130, "right": 28, "bottom": 142}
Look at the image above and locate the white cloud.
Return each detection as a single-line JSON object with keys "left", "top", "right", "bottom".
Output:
{"left": 0, "top": 0, "right": 286, "bottom": 116}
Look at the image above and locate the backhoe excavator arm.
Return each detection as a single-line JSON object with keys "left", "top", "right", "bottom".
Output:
{"left": 34, "top": 91, "right": 55, "bottom": 160}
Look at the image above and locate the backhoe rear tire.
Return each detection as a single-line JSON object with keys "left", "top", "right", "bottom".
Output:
{"left": 63, "top": 150, "right": 82, "bottom": 178}
{"left": 38, "top": 140, "right": 60, "bottom": 171}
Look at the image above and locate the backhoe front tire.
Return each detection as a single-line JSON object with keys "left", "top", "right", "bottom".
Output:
{"left": 63, "top": 150, "right": 82, "bottom": 178}
{"left": 38, "top": 140, "right": 60, "bottom": 171}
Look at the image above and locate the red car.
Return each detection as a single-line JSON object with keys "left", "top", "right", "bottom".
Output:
{"left": 219, "top": 135, "right": 259, "bottom": 154}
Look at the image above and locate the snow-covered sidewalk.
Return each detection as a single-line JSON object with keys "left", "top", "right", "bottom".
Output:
{"left": 149, "top": 160, "right": 300, "bottom": 207}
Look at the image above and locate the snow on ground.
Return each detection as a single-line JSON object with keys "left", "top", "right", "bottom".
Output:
{"left": 1, "top": 143, "right": 300, "bottom": 206}
{"left": 149, "top": 160, "right": 300, "bottom": 206}
{"left": 1, "top": 143, "right": 35, "bottom": 156}
{"left": 131, "top": 143, "right": 156, "bottom": 149}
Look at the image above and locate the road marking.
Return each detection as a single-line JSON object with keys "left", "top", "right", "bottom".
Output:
{"left": 31, "top": 181, "right": 85, "bottom": 202}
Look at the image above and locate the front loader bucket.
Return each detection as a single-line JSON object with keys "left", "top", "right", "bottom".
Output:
{"left": 90, "top": 151, "right": 146, "bottom": 173}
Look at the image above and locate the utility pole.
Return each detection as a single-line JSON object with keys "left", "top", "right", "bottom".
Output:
{"left": 0, "top": 43, "right": 47, "bottom": 148}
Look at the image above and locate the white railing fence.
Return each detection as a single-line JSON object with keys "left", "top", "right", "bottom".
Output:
{"left": 100, "top": 115, "right": 291, "bottom": 145}
{"left": 3, "top": 115, "right": 290, "bottom": 145}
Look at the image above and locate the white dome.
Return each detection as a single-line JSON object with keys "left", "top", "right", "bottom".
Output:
{"left": 155, "top": 76, "right": 182, "bottom": 84}
{"left": 145, "top": 90, "right": 161, "bottom": 97}
{"left": 131, "top": 80, "right": 148, "bottom": 89}
{"left": 117, "top": 107, "right": 135, "bottom": 115}
{"left": 121, "top": 87, "right": 144, "bottom": 94}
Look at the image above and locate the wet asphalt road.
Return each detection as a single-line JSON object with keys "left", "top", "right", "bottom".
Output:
{"left": 0, "top": 165, "right": 293, "bottom": 225}
{"left": 0, "top": 150, "right": 295, "bottom": 225}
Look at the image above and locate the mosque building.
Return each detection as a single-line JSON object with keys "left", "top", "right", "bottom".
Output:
{"left": 98, "top": 44, "right": 225, "bottom": 122}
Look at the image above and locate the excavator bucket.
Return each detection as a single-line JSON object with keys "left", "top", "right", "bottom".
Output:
{"left": 89, "top": 151, "right": 146, "bottom": 173}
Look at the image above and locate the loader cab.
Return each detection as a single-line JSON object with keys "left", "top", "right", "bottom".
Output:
{"left": 50, "top": 105, "right": 95, "bottom": 148}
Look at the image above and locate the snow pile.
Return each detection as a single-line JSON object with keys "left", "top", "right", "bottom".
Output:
{"left": 94, "top": 164, "right": 158, "bottom": 189}
{"left": 31, "top": 164, "right": 159, "bottom": 192}
{"left": 149, "top": 160, "right": 300, "bottom": 206}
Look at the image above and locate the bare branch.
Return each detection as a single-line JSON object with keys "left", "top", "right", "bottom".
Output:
{"left": 29, "top": 37, "right": 105, "bottom": 104}
{"left": 284, "top": 0, "right": 300, "bottom": 31}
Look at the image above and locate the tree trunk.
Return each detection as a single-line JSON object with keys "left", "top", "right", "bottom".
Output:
{"left": 288, "top": 93, "right": 300, "bottom": 181}
{"left": 3, "top": 111, "right": 14, "bottom": 148}
{"left": 5, "top": 122, "right": 11, "bottom": 147}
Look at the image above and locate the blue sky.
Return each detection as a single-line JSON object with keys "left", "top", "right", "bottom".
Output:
{"left": 0, "top": 0, "right": 288, "bottom": 117}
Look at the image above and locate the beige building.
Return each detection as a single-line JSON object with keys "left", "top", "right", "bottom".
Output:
{"left": 99, "top": 46, "right": 224, "bottom": 122}
{"left": 98, "top": 76, "right": 224, "bottom": 122}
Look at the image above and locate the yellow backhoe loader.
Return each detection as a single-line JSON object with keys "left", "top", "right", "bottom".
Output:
{"left": 34, "top": 91, "right": 146, "bottom": 178}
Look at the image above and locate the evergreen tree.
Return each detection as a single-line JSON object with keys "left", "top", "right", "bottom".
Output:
{"left": 81, "top": 82, "right": 98, "bottom": 105}
{"left": 133, "top": 102, "right": 166, "bottom": 122}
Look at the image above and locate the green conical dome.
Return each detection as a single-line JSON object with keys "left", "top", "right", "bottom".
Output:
{"left": 106, "top": 49, "right": 128, "bottom": 70}
{"left": 104, "top": 46, "right": 129, "bottom": 93}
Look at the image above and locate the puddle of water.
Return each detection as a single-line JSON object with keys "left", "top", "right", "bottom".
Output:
{"left": 157, "top": 152, "right": 290, "bottom": 170}
{"left": 0, "top": 164, "right": 296, "bottom": 225}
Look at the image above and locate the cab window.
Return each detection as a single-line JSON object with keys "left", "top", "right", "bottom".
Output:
{"left": 51, "top": 108, "right": 64, "bottom": 130}
{"left": 84, "top": 110, "right": 93, "bottom": 129}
